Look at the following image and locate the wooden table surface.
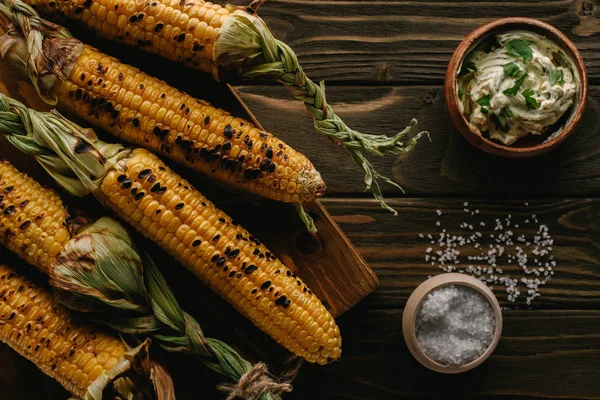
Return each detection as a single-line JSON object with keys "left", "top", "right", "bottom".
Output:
{"left": 1, "top": 0, "right": 600, "bottom": 399}
{"left": 242, "top": 1, "right": 600, "bottom": 398}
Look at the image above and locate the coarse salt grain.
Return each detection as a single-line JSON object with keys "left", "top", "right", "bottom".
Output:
{"left": 418, "top": 203, "right": 555, "bottom": 305}
{"left": 416, "top": 285, "right": 495, "bottom": 366}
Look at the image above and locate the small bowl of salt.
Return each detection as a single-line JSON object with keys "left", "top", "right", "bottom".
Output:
{"left": 402, "top": 273, "right": 502, "bottom": 373}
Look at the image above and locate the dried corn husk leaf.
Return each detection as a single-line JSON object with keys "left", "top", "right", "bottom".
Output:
{"left": 51, "top": 216, "right": 285, "bottom": 400}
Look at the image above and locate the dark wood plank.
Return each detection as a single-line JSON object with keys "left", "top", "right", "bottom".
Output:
{"left": 283, "top": 197, "right": 600, "bottom": 399}
{"left": 320, "top": 198, "right": 600, "bottom": 309}
{"left": 168, "top": 196, "right": 598, "bottom": 397}
{"left": 52, "top": 0, "right": 600, "bottom": 86}
{"left": 234, "top": 84, "right": 600, "bottom": 197}
{"left": 1, "top": 196, "right": 598, "bottom": 399}
{"left": 0, "top": 1, "right": 596, "bottom": 398}
{"left": 289, "top": 309, "right": 600, "bottom": 399}
{"left": 251, "top": 0, "right": 600, "bottom": 85}
{"left": 5, "top": 12, "right": 596, "bottom": 199}
{"left": 5, "top": 310, "right": 598, "bottom": 400}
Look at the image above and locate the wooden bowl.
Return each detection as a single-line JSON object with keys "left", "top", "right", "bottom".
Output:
{"left": 402, "top": 273, "right": 503, "bottom": 374}
{"left": 445, "top": 18, "right": 588, "bottom": 158}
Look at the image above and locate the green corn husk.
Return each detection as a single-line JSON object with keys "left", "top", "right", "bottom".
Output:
{"left": 214, "top": 8, "right": 430, "bottom": 215}
{"left": 0, "top": 92, "right": 291, "bottom": 400}
{"left": 53, "top": 217, "right": 290, "bottom": 400}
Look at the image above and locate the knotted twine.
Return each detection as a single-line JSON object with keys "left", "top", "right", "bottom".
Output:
{"left": 215, "top": 8, "right": 430, "bottom": 215}
{"left": 0, "top": 93, "right": 292, "bottom": 400}
{"left": 218, "top": 363, "right": 292, "bottom": 400}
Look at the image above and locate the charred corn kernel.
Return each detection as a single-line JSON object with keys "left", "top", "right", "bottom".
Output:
{"left": 25, "top": 0, "right": 230, "bottom": 75}
{"left": 0, "top": 161, "right": 73, "bottom": 273}
{"left": 52, "top": 45, "right": 325, "bottom": 203}
{"left": 0, "top": 264, "right": 129, "bottom": 398}
{"left": 94, "top": 148, "right": 341, "bottom": 364}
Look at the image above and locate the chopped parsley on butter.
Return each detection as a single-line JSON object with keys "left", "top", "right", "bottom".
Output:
{"left": 457, "top": 31, "right": 578, "bottom": 145}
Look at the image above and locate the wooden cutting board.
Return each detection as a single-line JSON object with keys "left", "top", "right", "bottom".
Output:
{"left": 0, "top": 32, "right": 379, "bottom": 399}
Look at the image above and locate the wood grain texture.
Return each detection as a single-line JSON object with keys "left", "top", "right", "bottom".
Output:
{"left": 8, "top": 6, "right": 599, "bottom": 198}
{"left": 251, "top": 0, "right": 600, "bottom": 84}
{"left": 22, "top": 0, "right": 600, "bottom": 85}
{"left": 287, "top": 197, "right": 600, "bottom": 399}
{"left": 3, "top": 197, "right": 599, "bottom": 399}
{"left": 320, "top": 198, "right": 600, "bottom": 309}
{"left": 234, "top": 84, "right": 600, "bottom": 197}
{"left": 289, "top": 309, "right": 600, "bottom": 399}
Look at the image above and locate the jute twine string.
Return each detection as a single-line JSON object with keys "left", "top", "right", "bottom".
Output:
{"left": 215, "top": 10, "right": 430, "bottom": 214}
{"left": 218, "top": 363, "right": 292, "bottom": 400}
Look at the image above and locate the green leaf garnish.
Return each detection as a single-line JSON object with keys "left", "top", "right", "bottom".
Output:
{"left": 522, "top": 88, "right": 538, "bottom": 110}
{"left": 503, "top": 73, "right": 527, "bottom": 96}
{"left": 503, "top": 62, "right": 520, "bottom": 77}
{"left": 476, "top": 94, "right": 491, "bottom": 107}
{"left": 476, "top": 94, "right": 491, "bottom": 114}
{"left": 505, "top": 39, "right": 533, "bottom": 63}
{"left": 547, "top": 69, "right": 565, "bottom": 86}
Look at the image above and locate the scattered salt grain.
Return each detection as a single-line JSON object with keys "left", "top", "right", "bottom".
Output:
{"left": 416, "top": 285, "right": 495, "bottom": 366}
{"left": 418, "top": 203, "right": 555, "bottom": 306}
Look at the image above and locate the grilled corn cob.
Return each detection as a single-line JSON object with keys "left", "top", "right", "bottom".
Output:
{"left": 57, "top": 46, "right": 324, "bottom": 203}
{"left": 0, "top": 262, "right": 151, "bottom": 398}
{"left": 97, "top": 148, "right": 341, "bottom": 364}
{"left": 0, "top": 3, "right": 325, "bottom": 204}
{"left": 0, "top": 94, "right": 342, "bottom": 365}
